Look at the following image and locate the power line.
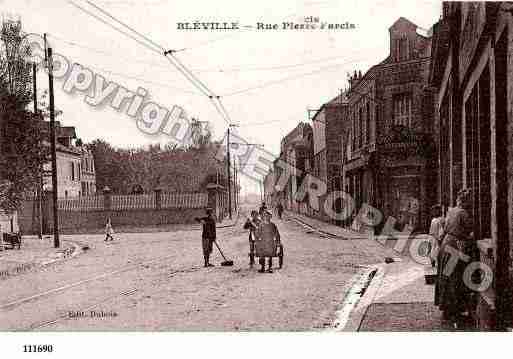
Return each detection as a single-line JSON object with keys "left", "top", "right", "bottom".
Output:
{"left": 48, "top": 32, "right": 372, "bottom": 74}
{"left": 85, "top": 64, "right": 201, "bottom": 95}
{"left": 67, "top": 0, "right": 162, "bottom": 55}
{"left": 83, "top": 0, "right": 232, "bottom": 126}
{"left": 222, "top": 57, "right": 369, "bottom": 97}
{"left": 238, "top": 118, "right": 297, "bottom": 127}
{"left": 194, "top": 52, "right": 369, "bottom": 73}
{"left": 84, "top": 0, "right": 164, "bottom": 52}
{"left": 45, "top": 34, "right": 201, "bottom": 94}
{"left": 67, "top": 0, "right": 232, "bottom": 126}
{"left": 47, "top": 33, "right": 168, "bottom": 68}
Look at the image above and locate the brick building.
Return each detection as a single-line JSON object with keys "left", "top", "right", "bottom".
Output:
{"left": 263, "top": 169, "right": 275, "bottom": 207}
{"left": 273, "top": 122, "right": 313, "bottom": 213}
{"left": 343, "top": 17, "right": 436, "bottom": 232}
{"left": 311, "top": 93, "right": 349, "bottom": 221}
{"left": 429, "top": 1, "right": 513, "bottom": 330}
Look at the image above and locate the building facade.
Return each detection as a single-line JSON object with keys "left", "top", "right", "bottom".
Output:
{"left": 263, "top": 169, "right": 275, "bottom": 207}
{"left": 429, "top": 1, "right": 513, "bottom": 330}
{"left": 80, "top": 148, "right": 96, "bottom": 196}
{"left": 311, "top": 93, "right": 349, "bottom": 221}
{"left": 42, "top": 123, "right": 97, "bottom": 198}
{"left": 274, "top": 122, "right": 313, "bottom": 213}
{"left": 343, "top": 17, "right": 436, "bottom": 232}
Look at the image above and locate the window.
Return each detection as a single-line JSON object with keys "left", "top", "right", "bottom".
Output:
{"left": 396, "top": 38, "right": 409, "bottom": 61}
{"left": 352, "top": 110, "right": 356, "bottom": 149}
{"left": 71, "top": 161, "right": 75, "bottom": 181}
{"left": 393, "top": 93, "right": 412, "bottom": 127}
{"left": 366, "top": 103, "right": 370, "bottom": 143}
{"left": 358, "top": 107, "right": 363, "bottom": 148}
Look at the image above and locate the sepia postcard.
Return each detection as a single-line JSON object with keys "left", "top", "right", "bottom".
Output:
{"left": 0, "top": 0, "right": 512, "bottom": 357}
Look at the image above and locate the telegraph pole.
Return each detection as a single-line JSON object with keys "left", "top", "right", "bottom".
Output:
{"left": 234, "top": 158, "right": 238, "bottom": 211}
{"left": 227, "top": 126, "right": 233, "bottom": 220}
{"left": 33, "top": 62, "right": 43, "bottom": 240}
{"left": 45, "top": 34, "right": 59, "bottom": 248}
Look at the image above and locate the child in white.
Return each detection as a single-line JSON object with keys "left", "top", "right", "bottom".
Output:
{"left": 105, "top": 218, "right": 115, "bottom": 241}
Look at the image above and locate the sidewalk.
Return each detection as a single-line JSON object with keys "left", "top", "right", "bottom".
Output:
{"left": 355, "top": 259, "right": 449, "bottom": 331}
{"left": 285, "top": 210, "right": 448, "bottom": 331}
{"left": 0, "top": 236, "right": 78, "bottom": 281}
{"left": 284, "top": 211, "right": 369, "bottom": 239}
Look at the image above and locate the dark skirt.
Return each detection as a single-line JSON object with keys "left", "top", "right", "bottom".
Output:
{"left": 435, "top": 235, "right": 477, "bottom": 317}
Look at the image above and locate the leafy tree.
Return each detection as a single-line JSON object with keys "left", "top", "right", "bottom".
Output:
{"left": 0, "top": 19, "right": 48, "bottom": 212}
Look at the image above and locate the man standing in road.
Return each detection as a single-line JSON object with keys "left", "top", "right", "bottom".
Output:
{"left": 195, "top": 207, "right": 216, "bottom": 267}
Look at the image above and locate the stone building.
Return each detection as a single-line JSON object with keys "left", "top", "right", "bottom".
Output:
{"left": 273, "top": 122, "right": 313, "bottom": 213}
{"left": 80, "top": 147, "right": 96, "bottom": 196}
{"left": 343, "top": 17, "right": 436, "bottom": 232}
{"left": 429, "top": 1, "right": 513, "bottom": 330}
{"left": 311, "top": 92, "right": 349, "bottom": 222}
{"left": 263, "top": 169, "right": 275, "bottom": 207}
{"left": 42, "top": 124, "right": 96, "bottom": 198}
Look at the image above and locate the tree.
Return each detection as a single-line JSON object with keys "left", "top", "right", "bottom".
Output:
{"left": 0, "top": 19, "right": 48, "bottom": 212}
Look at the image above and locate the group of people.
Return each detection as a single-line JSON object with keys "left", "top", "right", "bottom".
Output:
{"left": 244, "top": 203, "right": 282, "bottom": 273}
{"left": 195, "top": 203, "right": 283, "bottom": 273}
{"left": 429, "top": 188, "right": 478, "bottom": 329}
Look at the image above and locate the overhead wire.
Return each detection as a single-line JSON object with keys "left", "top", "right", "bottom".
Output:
{"left": 83, "top": 0, "right": 164, "bottom": 52}
{"left": 221, "top": 57, "right": 369, "bottom": 97}
{"left": 80, "top": 0, "right": 232, "bottom": 125}
{"left": 67, "top": 0, "right": 162, "bottom": 55}
{"left": 68, "top": 0, "right": 232, "bottom": 125}
{"left": 48, "top": 32, "right": 370, "bottom": 74}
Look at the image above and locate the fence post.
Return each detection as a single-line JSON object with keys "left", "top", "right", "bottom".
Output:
{"left": 103, "top": 186, "right": 112, "bottom": 212}
{"left": 154, "top": 187, "right": 163, "bottom": 210}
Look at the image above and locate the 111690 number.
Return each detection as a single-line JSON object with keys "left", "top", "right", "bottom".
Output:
{"left": 23, "top": 345, "right": 53, "bottom": 353}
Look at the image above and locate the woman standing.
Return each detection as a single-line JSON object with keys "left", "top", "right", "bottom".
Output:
{"left": 435, "top": 188, "right": 476, "bottom": 328}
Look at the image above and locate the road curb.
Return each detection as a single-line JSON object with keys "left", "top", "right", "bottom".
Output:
{"left": 342, "top": 264, "right": 387, "bottom": 331}
{"left": 40, "top": 240, "right": 87, "bottom": 267}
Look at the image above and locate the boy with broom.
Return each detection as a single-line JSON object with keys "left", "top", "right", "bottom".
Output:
{"left": 195, "top": 207, "right": 217, "bottom": 267}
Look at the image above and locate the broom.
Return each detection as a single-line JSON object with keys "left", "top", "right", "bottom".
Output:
{"left": 213, "top": 241, "right": 234, "bottom": 266}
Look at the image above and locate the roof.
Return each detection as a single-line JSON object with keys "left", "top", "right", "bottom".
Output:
{"left": 389, "top": 17, "right": 418, "bottom": 30}
{"left": 57, "top": 126, "right": 77, "bottom": 139}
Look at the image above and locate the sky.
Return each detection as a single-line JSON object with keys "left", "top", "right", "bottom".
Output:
{"left": 2, "top": 0, "right": 441, "bottom": 195}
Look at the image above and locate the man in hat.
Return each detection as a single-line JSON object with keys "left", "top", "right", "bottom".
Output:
{"left": 195, "top": 207, "right": 217, "bottom": 267}
{"left": 255, "top": 210, "right": 280, "bottom": 273}
{"left": 258, "top": 202, "right": 268, "bottom": 217}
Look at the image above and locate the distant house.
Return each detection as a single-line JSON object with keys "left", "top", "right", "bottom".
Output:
{"left": 0, "top": 210, "right": 18, "bottom": 233}
{"left": 41, "top": 121, "right": 96, "bottom": 198}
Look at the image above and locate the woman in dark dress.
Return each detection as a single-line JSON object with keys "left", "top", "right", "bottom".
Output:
{"left": 435, "top": 188, "right": 476, "bottom": 328}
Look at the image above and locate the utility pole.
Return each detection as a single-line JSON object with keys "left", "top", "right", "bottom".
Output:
{"left": 45, "top": 35, "right": 59, "bottom": 248}
{"left": 227, "top": 126, "right": 233, "bottom": 220}
{"left": 33, "top": 62, "right": 43, "bottom": 240}
{"left": 233, "top": 157, "right": 237, "bottom": 212}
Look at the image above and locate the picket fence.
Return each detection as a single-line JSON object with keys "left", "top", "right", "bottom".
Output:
{"left": 57, "top": 192, "right": 208, "bottom": 211}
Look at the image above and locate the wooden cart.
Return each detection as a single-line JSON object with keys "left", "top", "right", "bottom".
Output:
{"left": 252, "top": 238, "right": 284, "bottom": 269}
